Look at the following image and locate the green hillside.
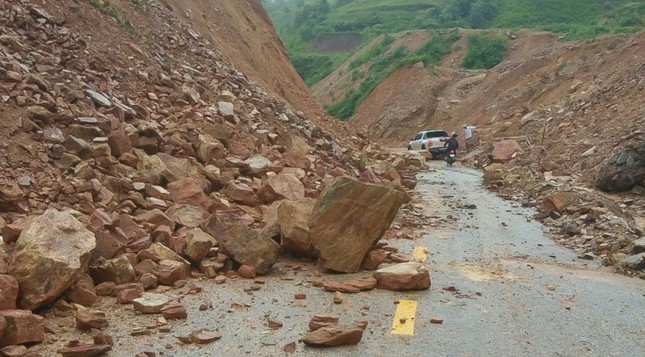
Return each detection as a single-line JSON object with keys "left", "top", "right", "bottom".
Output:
{"left": 262, "top": 0, "right": 644, "bottom": 119}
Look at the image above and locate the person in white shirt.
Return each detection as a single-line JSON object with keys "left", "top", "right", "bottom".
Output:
{"left": 463, "top": 125, "right": 476, "bottom": 152}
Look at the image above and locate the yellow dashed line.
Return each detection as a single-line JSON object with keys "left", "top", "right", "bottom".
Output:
{"left": 412, "top": 246, "right": 428, "bottom": 262}
{"left": 391, "top": 300, "right": 418, "bottom": 335}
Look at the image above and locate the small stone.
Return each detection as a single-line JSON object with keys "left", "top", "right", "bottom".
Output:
{"left": 132, "top": 293, "right": 172, "bottom": 314}
{"left": 430, "top": 318, "right": 444, "bottom": 324}
{"left": 267, "top": 318, "right": 283, "bottom": 330}
{"left": 237, "top": 265, "right": 256, "bottom": 279}
{"left": 294, "top": 293, "right": 306, "bottom": 300}
{"left": 161, "top": 304, "right": 187, "bottom": 320}
{"left": 130, "top": 327, "right": 150, "bottom": 336}
{"left": 75, "top": 309, "right": 108, "bottom": 331}
{"left": 333, "top": 291, "right": 344, "bottom": 304}
{"left": 308, "top": 314, "right": 339, "bottom": 331}
{"left": 59, "top": 344, "right": 112, "bottom": 357}
{"left": 191, "top": 329, "right": 222, "bottom": 344}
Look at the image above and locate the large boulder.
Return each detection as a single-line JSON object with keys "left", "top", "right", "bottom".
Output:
{"left": 594, "top": 145, "right": 645, "bottom": 192}
{"left": 9, "top": 209, "right": 96, "bottom": 310}
{"left": 491, "top": 140, "right": 522, "bottom": 163}
{"left": 277, "top": 198, "right": 316, "bottom": 257}
{"left": 258, "top": 174, "right": 305, "bottom": 203}
{"left": 309, "top": 177, "right": 408, "bottom": 273}
{"left": 373, "top": 262, "right": 430, "bottom": 291}
{"left": 204, "top": 213, "right": 279, "bottom": 275}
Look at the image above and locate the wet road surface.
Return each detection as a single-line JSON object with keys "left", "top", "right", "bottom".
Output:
{"left": 46, "top": 162, "right": 645, "bottom": 356}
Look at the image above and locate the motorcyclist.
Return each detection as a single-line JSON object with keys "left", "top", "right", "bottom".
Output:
{"left": 444, "top": 133, "right": 459, "bottom": 151}
{"left": 444, "top": 133, "right": 459, "bottom": 166}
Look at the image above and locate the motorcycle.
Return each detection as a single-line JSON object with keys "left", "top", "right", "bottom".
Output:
{"left": 446, "top": 149, "right": 457, "bottom": 166}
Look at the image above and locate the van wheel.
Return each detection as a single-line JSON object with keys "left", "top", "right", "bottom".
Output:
{"left": 407, "top": 145, "right": 412, "bottom": 150}
{"left": 421, "top": 144, "right": 426, "bottom": 150}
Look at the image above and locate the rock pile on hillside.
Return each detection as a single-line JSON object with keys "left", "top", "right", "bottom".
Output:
{"left": 475, "top": 138, "right": 644, "bottom": 278}
{"left": 0, "top": 0, "right": 427, "bottom": 353}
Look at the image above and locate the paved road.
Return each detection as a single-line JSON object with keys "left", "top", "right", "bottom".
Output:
{"left": 47, "top": 162, "right": 645, "bottom": 356}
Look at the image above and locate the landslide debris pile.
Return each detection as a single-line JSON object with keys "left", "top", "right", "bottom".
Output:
{"left": 0, "top": 0, "right": 427, "bottom": 353}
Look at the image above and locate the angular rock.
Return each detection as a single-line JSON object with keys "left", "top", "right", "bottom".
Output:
{"left": 67, "top": 274, "right": 99, "bottom": 307}
{"left": 322, "top": 282, "right": 360, "bottom": 294}
{"left": 619, "top": 253, "right": 645, "bottom": 271}
{"left": 0, "top": 345, "right": 27, "bottom": 357}
{"left": 491, "top": 140, "right": 523, "bottom": 163}
{"left": 156, "top": 260, "right": 188, "bottom": 286}
{"left": 116, "top": 285, "right": 144, "bottom": 304}
{"left": 594, "top": 145, "right": 645, "bottom": 192}
{"left": 132, "top": 293, "right": 172, "bottom": 314}
{"left": 361, "top": 249, "right": 387, "bottom": 270}
{"left": 59, "top": 344, "right": 112, "bottom": 357}
{"left": 184, "top": 228, "right": 216, "bottom": 263}
{"left": 107, "top": 128, "right": 132, "bottom": 158}
{"left": 277, "top": 198, "right": 316, "bottom": 257}
{"left": 344, "top": 277, "right": 377, "bottom": 291}
{"left": 161, "top": 303, "right": 187, "bottom": 320}
{"left": 242, "top": 155, "right": 272, "bottom": 177}
{"left": 301, "top": 325, "right": 363, "bottom": 347}
{"left": 309, "top": 177, "right": 408, "bottom": 273}
{"left": 138, "top": 243, "right": 190, "bottom": 266}
{"left": 308, "top": 314, "right": 339, "bottom": 331}
{"left": 223, "top": 181, "right": 259, "bottom": 206}
{"left": 75, "top": 309, "right": 108, "bottom": 330}
{"left": 373, "top": 262, "right": 430, "bottom": 291}
{"left": 632, "top": 237, "right": 645, "bottom": 254}
{"left": 166, "top": 204, "right": 208, "bottom": 228}
{"left": 191, "top": 329, "right": 222, "bottom": 344}
{"left": 258, "top": 174, "right": 305, "bottom": 203}
{"left": 168, "top": 177, "right": 213, "bottom": 212}
{"left": 204, "top": 213, "right": 279, "bottom": 275}
{"left": 9, "top": 209, "right": 96, "bottom": 310}
{"left": 0, "top": 310, "right": 44, "bottom": 346}
{"left": 85, "top": 90, "right": 112, "bottom": 107}
{"left": 0, "top": 274, "right": 18, "bottom": 310}
{"left": 195, "top": 135, "right": 225, "bottom": 164}
{"left": 90, "top": 256, "right": 136, "bottom": 285}
{"left": 542, "top": 192, "right": 579, "bottom": 213}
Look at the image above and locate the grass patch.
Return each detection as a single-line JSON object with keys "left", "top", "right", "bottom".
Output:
{"left": 326, "top": 30, "right": 459, "bottom": 120}
{"left": 88, "top": 0, "right": 137, "bottom": 36}
{"left": 462, "top": 33, "right": 508, "bottom": 69}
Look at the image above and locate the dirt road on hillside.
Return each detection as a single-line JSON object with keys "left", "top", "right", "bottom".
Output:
{"left": 43, "top": 163, "right": 645, "bottom": 357}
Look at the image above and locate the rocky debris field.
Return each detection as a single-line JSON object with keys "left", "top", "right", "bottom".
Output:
{"left": 0, "top": 0, "right": 433, "bottom": 355}
{"left": 467, "top": 136, "right": 645, "bottom": 279}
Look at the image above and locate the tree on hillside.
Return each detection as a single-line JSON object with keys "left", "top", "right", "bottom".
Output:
{"left": 440, "top": 0, "right": 499, "bottom": 28}
{"left": 469, "top": 0, "right": 499, "bottom": 28}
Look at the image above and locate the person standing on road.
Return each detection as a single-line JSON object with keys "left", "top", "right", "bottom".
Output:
{"left": 463, "top": 125, "right": 476, "bottom": 153}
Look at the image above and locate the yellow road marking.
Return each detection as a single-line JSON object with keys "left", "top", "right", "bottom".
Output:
{"left": 412, "top": 246, "right": 428, "bottom": 262}
{"left": 391, "top": 300, "right": 418, "bottom": 335}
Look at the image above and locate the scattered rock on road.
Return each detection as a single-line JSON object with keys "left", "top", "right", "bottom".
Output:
{"left": 373, "top": 262, "right": 431, "bottom": 291}
{"left": 301, "top": 325, "right": 364, "bottom": 347}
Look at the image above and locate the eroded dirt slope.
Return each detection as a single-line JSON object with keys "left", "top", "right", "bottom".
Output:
{"left": 318, "top": 28, "right": 645, "bottom": 276}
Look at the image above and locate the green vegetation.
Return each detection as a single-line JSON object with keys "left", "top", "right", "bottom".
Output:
{"left": 326, "top": 30, "right": 459, "bottom": 120}
{"left": 88, "top": 0, "right": 137, "bottom": 36}
{"left": 264, "top": 0, "right": 644, "bottom": 84}
{"left": 262, "top": 0, "right": 644, "bottom": 119}
{"left": 462, "top": 33, "right": 508, "bottom": 69}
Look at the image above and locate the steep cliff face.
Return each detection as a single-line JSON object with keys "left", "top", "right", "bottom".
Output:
{"left": 160, "top": 0, "right": 341, "bottom": 132}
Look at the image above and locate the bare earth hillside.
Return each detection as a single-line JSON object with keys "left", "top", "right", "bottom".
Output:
{"left": 320, "top": 28, "right": 645, "bottom": 277}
